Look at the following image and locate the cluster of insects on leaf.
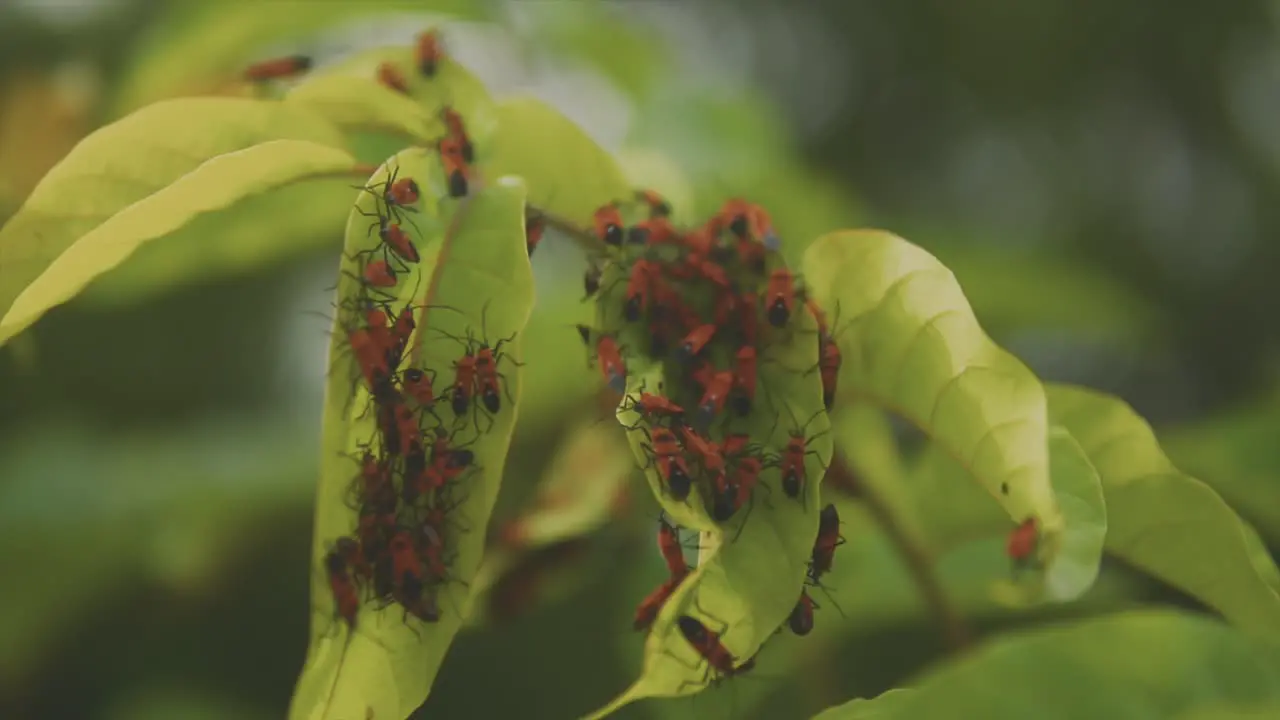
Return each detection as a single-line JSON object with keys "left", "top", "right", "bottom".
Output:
{"left": 569, "top": 189, "right": 848, "bottom": 686}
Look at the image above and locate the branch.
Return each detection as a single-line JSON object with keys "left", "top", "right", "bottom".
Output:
{"left": 829, "top": 457, "right": 974, "bottom": 653}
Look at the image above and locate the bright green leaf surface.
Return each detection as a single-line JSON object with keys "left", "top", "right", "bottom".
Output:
{"left": 285, "top": 76, "right": 440, "bottom": 145}
{"left": 594, "top": 303, "right": 832, "bottom": 717}
{"left": 289, "top": 151, "right": 534, "bottom": 720}
{"left": 1046, "top": 383, "right": 1280, "bottom": 642}
{"left": 110, "top": 1, "right": 487, "bottom": 116}
{"left": 0, "top": 98, "right": 347, "bottom": 327}
{"left": 803, "top": 229, "right": 1064, "bottom": 569}
{"left": 0, "top": 140, "right": 358, "bottom": 346}
{"left": 482, "top": 95, "right": 631, "bottom": 228}
{"left": 810, "top": 610, "right": 1280, "bottom": 720}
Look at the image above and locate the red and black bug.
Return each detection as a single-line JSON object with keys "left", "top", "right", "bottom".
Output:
{"left": 593, "top": 204, "right": 626, "bottom": 246}
{"left": 416, "top": 29, "right": 444, "bottom": 78}
{"left": 243, "top": 55, "right": 312, "bottom": 82}
{"left": 577, "top": 325, "right": 627, "bottom": 394}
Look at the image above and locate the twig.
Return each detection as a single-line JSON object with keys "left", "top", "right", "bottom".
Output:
{"left": 533, "top": 206, "right": 605, "bottom": 255}
{"left": 828, "top": 457, "right": 974, "bottom": 653}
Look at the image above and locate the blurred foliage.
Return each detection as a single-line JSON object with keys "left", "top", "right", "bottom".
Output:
{"left": 3, "top": 0, "right": 1280, "bottom": 719}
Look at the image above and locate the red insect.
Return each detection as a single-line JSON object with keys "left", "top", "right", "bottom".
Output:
{"left": 401, "top": 368, "right": 437, "bottom": 408}
{"left": 720, "top": 433, "right": 751, "bottom": 457}
{"left": 362, "top": 259, "right": 398, "bottom": 288}
{"left": 737, "top": 290, "right": 761, "bottom": 346}
{"left": 729, "top": 346, "right": 757, "bottom": 416}
{"left": 377, "top": 61, "right": 410, "bottom": 94}
{"left": 622, "top": 390, "right": 685, "bottom": 423}
{"left": 718, "top": 198, "right": 779, "bottom": 250}
{"left": 324, "top": 543, "right": 362, "bottom": 630}
{"left": 679, "top": 425, "right": 726, "bottom": 480}
{"left": 781, "top": 410, "right": 829, "bottom": 500}
{"left": 349, "top": 328, "right": 394, "bottom": 393}
{"left": 472, "top": 334, "right": 519, "bottom": 416}
{"left": 674, "top": 324, "right": 717, "bottom": 365}
{"left": 449, "top": 348, "right": 478, "bottom": 416}
{"left": 634, "top": 576, "right": 681, "bottom": 632}
{"left": 788, "top": 591, "right": 816, "bottom": 636}
{"left": 635, "top": 188, "right": 672, "bottom": 218}
{"left": 623, "top": 260, "right": 659, "bottom": 322}
{"left": 442, "top": 107, "right": 475, "bottom": 163}
{"left": 628, "top": 216, "right": 677, "bottom": 246}
{"left": 765, "top": 268, "right": 799, "bottom": 328}
{"left": 681, "top": 226, "right": 716, "bottom": 256}
{"left": 818, "top": 335, "right": 841, "bottom": 411}
{"left": 593, "top": 204, "right": 626, "bottom": 246}
{"left": 676, "top": 614, "right": 755, "bottom": 684}
{"left": 416, "top": 29, "right": 444, "bottom": 78}
{"left": 374, "top": 218, "right": 420, "bottom": 265}
{"left": 693, "top": 370, "right": 734, "bottom": 429}
{"left": 388, "top": 530, "right": 440, "bottom": 623}
{"left": 350, "top": 450, "right": 396, "bottom": 513}
{"left": 690, "top": 255, "right": 730, "bottom": 289}
{"left": 525, "top": 207, "right": 546, "bottom": 257}
{"left": 644, "top": 427, "right": 693, "bottom": 501}
{"left": 243, "top": 55, "right": 312, "bottom": 82}
{"left": 811, "top": 503, "right": 844, "bottom": 577}
{"left": 1007, "top": 518, "right": 1039, "bottom": 569}
{"left": 576, "top": 325, "right": 627, "bottom": 393}
{"left": 657, "top": 517, "right": 689, "bottom": 579}
{"left": 438, "top": 135, "right": 471, "bottom": 198}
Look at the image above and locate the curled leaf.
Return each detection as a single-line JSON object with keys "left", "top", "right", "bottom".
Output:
{"left": 1046, "top": 383, "right": 1280, "bottom": 641}
{"left": 803, "top": 230, "right": 1064, "bottom": 571}
{"left": 0, "top": 139, "right": 358, "bottom": 345}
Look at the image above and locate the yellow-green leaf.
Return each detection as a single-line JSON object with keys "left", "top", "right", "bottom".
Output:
{"left": 811, "top": 610, "right": 1280, "bottom": 720}
{"left": 0, "top": 139, "right": 358, "bottom": 346}
{"left": 288, "top": 151, "right": 534, "bottom": 720}
{"left": 285, "top": 75, "right": 439, "bottom": 144}
{"left": 1046, "top": 383, "right": 1280, "bottom": 641}
{"left": 802, "top": 229, "right": 1064, "bottom": 570}
{"left": 481, "top": 95, "right": 631, "bottom": 228}
{"left": 0, "top": 98, "right": 347, "bottom": 325}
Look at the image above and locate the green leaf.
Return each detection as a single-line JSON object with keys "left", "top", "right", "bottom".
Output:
{"left": 1162, "top": 401, "right": 1280, "bottom": 546}
{"left": 0, "top": 98, "right": 347, "bottom": 325}
{"left": 810, "top": 610, "right": 1280, "bottom": 720}
{"left": 285, "top": 76, "right": 440, "bottom": 145}
{"left": 615, "top": 147, "right": 698, "bottom": 225}
{"left": 288, "top": 152, "right": 534, "bottom": 720}
{"left": 802, "top": 230, "right": 1065, "bottom": 570}
{"left": 110, "top": 1, "right": 488, "bottom": 115}
{"left": 592, "top": 302, "right": 832, "bottom": 716}
{"left": 1046, "top": 383, "right": 1280, "bottom": 642}
{"left": 481, "top": 95, "right": 632, "bottom": 228}
{"left": 904, "top": 425, "right": 1108, "bottom": 604}
{"left": 0, "top": 139, "right": 357, "bottom": 346}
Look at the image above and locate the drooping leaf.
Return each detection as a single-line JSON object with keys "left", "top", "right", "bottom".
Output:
{"left": 0, "top": 139, "right": 358, "bottom": 345}
{"left": 592, "top": 302, "right": 832, "bottom": 717}
{"left": 481, "top": 95, "right": 632, "bottom": 229}
{"left": 0, "top": 98, "right": 347, "bottom": 326}
{"left": 110, "top": 1, "right": 488, "bottom": 116}
{"left": 288, "top": 151, "right": 534, "bottom": 720}
{"left": 1162, "top": 400, "right": 1280, "bottom": 546}
{"left": 803, "top": 230, "right": 1065, "bottom": 573}
{"left": 810, "top": 610, "right": 1280, "bottom": 720}
{"left": 902, "top": 425, "right": 1107, "bottom": 604}
{"left": 1046, "top": 383, "right": 1280, "bottom": 642}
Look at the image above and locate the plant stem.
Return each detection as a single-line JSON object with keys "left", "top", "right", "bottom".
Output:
{"left": 829, "top": 457, "right": 974, "bottom": 654}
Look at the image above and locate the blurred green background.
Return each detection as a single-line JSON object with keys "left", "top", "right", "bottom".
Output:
{"left": 2, "top": 1, "right": 1279, "bottom": 718}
